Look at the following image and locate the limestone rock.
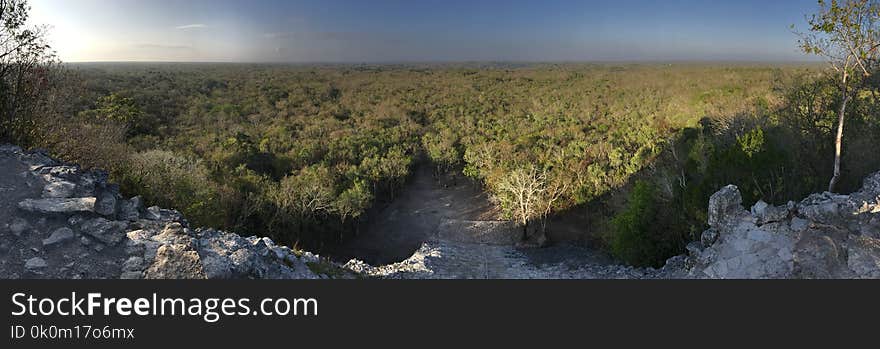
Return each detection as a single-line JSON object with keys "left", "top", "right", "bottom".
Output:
{"left": 122, "top": 256, "right": 145, "bottom": 272}
{"left": 24, "top": 257, "right": 48, "bottom": 270}
{"left": 793, "top": 227, "right": 850, "bottom": 279}
{"left": 119, "top": 271, "right": 143, "bottom": 279}
{"left": 700, "top": 228, "right": 719, "bottom": 247}
{"left": 18, "top": 197, "right": 96, "bottom": 214}
{"left": 143, "top": 206, "right": 162, "bottom": 220}
{"left": 95, "top": 191, "right": 118, "bottom": 216}
{"left": 9, "top": 217, "right": 30, "bottom": 237}
{"left": 708, "top": 185, "right": 743, "bottom": 228}
{"left": 685, "top": 241, "right": 703, "bottom": 256}
{"left": 799, "top": 199, "right": 840, "bottom": 224}
{"left": 144, "top": 244, "right": 206, "bottom": 279}
{"left": 847, "top": 235, "right": 880, "bottom": 278}
{"left": 42, "top": 181, "right": 76, "bottom": 198}
{"left": 79, "top": 218, "right": 128, "bottom": 245}
{"left": 790, "top": 217, "right": 809, "bottom": 232}
{"left": 751, "top": 200, "right": 768, "bottom": 218}
{"left": 752, "top": 200, "right": 791, "bottom": 225}
{"left": 118, "top": 196, "right": 143, "bottom": 221}
{"left": 43, "top": 227, "right": 75, "bottom": 247}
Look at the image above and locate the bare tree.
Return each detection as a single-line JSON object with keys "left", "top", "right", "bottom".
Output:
{"left": 796, "top": 0, "right": 880, "bottom": 192}
{"left": 537, "top": 175, "right": 568, "bottom": 237}
{"left": 495, "top": 165, "right": 571, "bottom": 241}
{"left": 496, "top": 166, "right": 546, "bottom": 240}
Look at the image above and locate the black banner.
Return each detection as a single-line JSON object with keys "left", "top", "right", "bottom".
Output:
{"left": 1, "top": 280, "right": 877, "bottom": 348}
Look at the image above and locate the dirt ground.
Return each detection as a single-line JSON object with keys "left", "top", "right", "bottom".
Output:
{"left": 329, "top": 164, "right": 618, "bottom": 270}
{"left": 329, "top": 165, "right": 499, "bottom": 265}
{"left": 0, "top": 155, "right": 128, "bottom": 279}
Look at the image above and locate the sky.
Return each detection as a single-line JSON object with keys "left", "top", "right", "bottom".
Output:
{"left": 27, "top": 0, "right": 822, "bottom": 63}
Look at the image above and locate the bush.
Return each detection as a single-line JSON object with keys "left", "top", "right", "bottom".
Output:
{"left": 609, "top": 181, "right": 664, "bottom": 267}
{"left": 118, "top": 150, "right": 227, "bottom": 227}
{"left": 421, "top": 127, "right": 460, "bottom": 172}
{"left": 78, "top": 93, "right": 154, "bottom": 137}
{"left": 38, "top": 118, "right": 131, "bottom": 173}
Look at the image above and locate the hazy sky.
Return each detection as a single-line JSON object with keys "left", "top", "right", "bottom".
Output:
{"left": 28, "top": 0, "right": 820, "bottom": 62}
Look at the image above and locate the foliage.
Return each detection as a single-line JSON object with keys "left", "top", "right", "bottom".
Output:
{"left": 795, "top": 0, "right": 880, "bottom": 191}
{"left": 272, "top": 164, "right": 337, "bottom": 220}
{"left": 118, "top": 150, "right": 228, "bottom": 226}
{"left": 0, "top": 0, "right": 57, "bottom": 144}
{"left": 78, "top": 93, "right": 153, "bottom": 136}
{"left": 609, "top": 181, "right": 664, "bottom": 267}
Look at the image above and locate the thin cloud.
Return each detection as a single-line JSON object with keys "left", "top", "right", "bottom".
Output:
{"left": 135, "top": 43, "right": 194, "bottom": 50}
{"left": 175, "top": 24, "right": 207, "bottom": 30}
{"left": 263, "top": 31, "right": 403, "bottom": 44}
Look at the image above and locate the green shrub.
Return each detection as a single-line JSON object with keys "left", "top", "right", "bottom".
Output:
{"left": 118, "top": 150, "right": 227, "bottom": 227}
{"left": 609, "top": 181, "right": 662, "bottom": 267}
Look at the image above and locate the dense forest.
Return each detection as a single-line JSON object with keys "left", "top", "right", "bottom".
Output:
{"left": 4, "top": 1, "right": 880, "bottom": 268}
{"left": 6, "top": 62, "right": 875, "bottom": 267}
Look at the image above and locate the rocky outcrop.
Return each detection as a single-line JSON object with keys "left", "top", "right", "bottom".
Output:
{"left": 0, "top": 144, "right": 323, "bottom": 279}
{"left": 680, "top": 172, "right": 880, "bottom": 279}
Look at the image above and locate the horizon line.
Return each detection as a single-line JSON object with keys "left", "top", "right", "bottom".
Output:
{"left": 64, "top": 59, "right": 823, "bottom": 65}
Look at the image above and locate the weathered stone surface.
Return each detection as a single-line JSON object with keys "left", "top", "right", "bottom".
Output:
{"left": 701, "top": 228, "right": 719, "bottom": 247}
{"left": 118, "top": 196, "right": 143, "bottom": 221}
{"left": 751, "top": 200, "right": 768, "bottom": 218}
{"left": 143, "top": 206, "right": 162, "bottom": 220}
{"left": 752, "top": 200, "right": 791, "bottom": 225}
{"left": 790, "top": 217, "right": 809, "bottom": 232}
{"left": 122, "top": 256, "right": 144, "bottom": 272}
{"left": 24, "top": 257, "right": 48, "bottom": 270}
{"left": 708, "top": 185, "right": 743, "bottom": 228}
{"left": 43, "top": 227, "right": 75, "bottom": 247}
{"left": 685, "top": 241, "right": 703, "bottom": 256}
{"left": 9, "top": 217, "right": 30, "bottom": 237}
{"left": 847, "top": 235, "right": 880, "bottom": 278}
{"left": 79, "top": 218, "right": 128, "bottom": 245}
{"left": 144, "top": 244, "right": 206, "bottom": 279}
{"left": 679, "top": 171, "right": 880, "bottom": 279}
{"left": 697, "top": 223, "right": 796, "bottom": 279}
{"left": 119, "top": 271, "right": 143, "bottom": 279}
{"left": 42, "top": 180, "right": 76, "bottom": 198}
{"left": 793, "top": 227, "right": 850, "bottom": 279}
{"left": 95, "top": 191, "right": 117, "bottom": 216}
{"left": 800, "top": 200, "right": 840, "bottom": 224}
{"left": 18, "top": 197, "right": 96, "bottom": 214}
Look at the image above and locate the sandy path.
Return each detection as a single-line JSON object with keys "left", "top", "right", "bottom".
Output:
{"left": 330, "top": 165, "right": 496, "bottom": 265}
{"left": 332, "top": 164, "right": 657, "bottom": 279}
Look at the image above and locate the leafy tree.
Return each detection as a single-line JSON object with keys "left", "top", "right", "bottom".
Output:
{"left": 273, "top": 164, "right": 337, "bottom": 220}
{"left": 80, "top": 93, "right": 144, "bottom": 123}
{"left": 334, "top": 179, "right": 373, "bottom": 223}
{"left": 421, "top": 127, "right": 460, "bottom": 173}
{"left": 78, "top": 93, "right": 151, "bottom": 136}
{"left": 796, "top": 0, "right": 880, "bottom": 192}
{"left": 0, "top": 0, "right": 56, "bottom": 143}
